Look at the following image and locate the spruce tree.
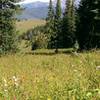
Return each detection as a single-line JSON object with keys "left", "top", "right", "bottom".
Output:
{"left": 62, "top": 0, "right": 76, "bottom": 48}
{"left": 45, "top": 0, "right": 55, "bottom": 48}
{"left": 54, "top": 0, "right": 62, "bottom": 52}
{"left": 77, "top": 0, "right": 100, "bottom": 50}
{"left": 0, "top": 0, "right": 18, "bottom": 54}
{"left": 92, "top": 0, "right": 100, "bottom": 48}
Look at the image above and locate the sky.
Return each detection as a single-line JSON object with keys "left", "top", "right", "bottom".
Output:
{"left": 18, "top": 0, "right": 50, "bottom": 4}
{"left": 17, "top": 0, "right": 80, "bottom": 5}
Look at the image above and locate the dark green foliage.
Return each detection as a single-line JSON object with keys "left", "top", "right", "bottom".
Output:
{"left": 31, "top": 26, "right": 48, "bottom": 49}
{"left": 46, "top": 0, "right": 54, "bottom": 22}
{"left": 76, "top": 0, "right": 100, "bottom": 50}
{"left": 93, "top": 0, "right": 100, "bottom": 48}
{"left": 62, "top": 0, "right": 76, "bottom": 48}
{"left": 45, "top": 0, "right": 55, "bottom": 48}
{"left": 20, "top": 26, "right": 45, "bottom": 40}
{"left": 54, "top": 0, "right": 62, "bottom": 51}
{"left": 21, "top": 25, "right": 48, "bottom": 50}
{"left": 0, "top": 0, "right": 19, "bottom": 54}
{"left": 32, "top": 32, "right": 48, "bottom": 49}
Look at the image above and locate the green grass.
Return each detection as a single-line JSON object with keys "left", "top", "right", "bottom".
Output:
{"left": 16, "top": 19, "right": 46, "bottom": 35}
{"left": 0, "top": 50, "right": 100, "bottom": 100}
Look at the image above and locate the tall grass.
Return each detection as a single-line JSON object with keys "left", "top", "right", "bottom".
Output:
{"left": 0, "top": 50, "right": 100, "bottom": 99}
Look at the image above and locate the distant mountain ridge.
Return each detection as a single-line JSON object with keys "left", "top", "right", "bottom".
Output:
{"left": 16, "top": 0, "right": 80, "bottom": 20}
{"left": 16, "top": 1, "right": 49, "bottom": 19}
{"left": 16, "top": 1, "right": 49, "bottom": 20}
{"left": 21, "top": 1, "right": 49, "bottom": 8}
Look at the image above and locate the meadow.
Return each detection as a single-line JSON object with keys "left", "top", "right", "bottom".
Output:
{"left": 0, "top": 49, "right": 100, "bottom": 100}
{"left": 16, "top": 19, "right": 46, "bottom": 34}
{"left": 0, "top": 19, "right": 100, "bottom": 100}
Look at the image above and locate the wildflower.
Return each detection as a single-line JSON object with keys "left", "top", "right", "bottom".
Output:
{"left": 80, "top": 61, "right": 83, "bottom": 64}
{"left": 86, "top": 92, "right": 92, "bottom": 97}
{"left": 3, "top": 78, "right": 7, "bottom": 83}
{"left": 4, "top": 83, "right": 8, "bottom": 87}
{"left": 96, "top": 66, "right": 100, "bottom": 70}
{"left": 15, "top": 78, "right": 18, "bottom": 82}
{"left": 12, "top": 76, "right": 19, "bottom": 87}
{"left": 98, "top": 90, "right": 100, "bottom": 95}
{"left": 74, "top": 69, "right": 78, "bottom": 72}
{"left": 3, "top": 78, "right": 8, "bottom": 87}
{"left": 47, "top": 97, "right": 51, "bottom": 100}
{"left": 94, "top": 89, "right": 100, "bottom": 95}
{"left": 4, "top": 89, "right": 8, "bottom": 92}
{"left": 12, "top": 76, "right": 18, "bottom": 82}
{"left": 72, "top": 64, "right": 75, "bottom": 67}
{"left": 13, "top": 76, "right": 16, "bottom": 80}
{"left": 15, "top": 82, "right": 19, "bottom": 87}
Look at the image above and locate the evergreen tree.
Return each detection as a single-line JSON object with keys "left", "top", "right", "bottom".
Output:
{"left": 92, "top": 0, "right": 100, "bottom": 48}
{"left": 0, "top": 0, "right": 18, "bottom": 54}
{"left": 54, "top": 0, "right": 62, "bottom": 52}
{"left": 62, "top": 0, "right": 76, "bottom": 48}
{"left": 77, "top": 0, "right": 100, "bottom": 50}
{"left": 45, "top": 0, "right": 55, "bottom": 48}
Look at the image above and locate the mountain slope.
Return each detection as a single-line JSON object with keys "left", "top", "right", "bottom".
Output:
{"left": 16, "top": 1, "right": 48, "bottom": 19}
{"left": 16, "top": 0, "right": 80, "bottom": 20}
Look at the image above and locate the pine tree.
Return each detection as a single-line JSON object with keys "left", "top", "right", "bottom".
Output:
{"left": 62, "top": 0, "right": 76, "bottom": 48}
{"left": 77, "top": 0, "right": 100, "bottom": 50}
{"left": 0, "top": 0, "right": 18, "bottom": 54}
{"left": 54, "top": 0, "right": 62, "bottom": 53}
{"left": 92, "top": 0, "right": 100, "bottom": 48}
{"left": 45, "top": 0, "right": 55, "bottom": 48}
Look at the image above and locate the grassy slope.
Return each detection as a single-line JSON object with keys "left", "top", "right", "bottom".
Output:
{"left": 0, "top": 50, "right": 100, "bottom": 99}
{"left": 16, "top": 19, "right": 46, "bottom": 34}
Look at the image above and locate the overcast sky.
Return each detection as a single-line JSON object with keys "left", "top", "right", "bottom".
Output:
{"left": 17, "top": 0, "right": 80, "bottom": 5}
{"left": 18, "top": 0, "right": 50, "bottom": 4}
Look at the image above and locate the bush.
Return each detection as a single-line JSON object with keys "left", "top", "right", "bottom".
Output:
{"left": 32, "top": 32, "right": 49, "bottom": 50}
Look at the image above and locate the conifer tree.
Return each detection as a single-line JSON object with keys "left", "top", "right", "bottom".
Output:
{"left": 77, "top": 0, "right": 100, "bottom": 50}
{"left": 62, "top": 0, "right": 76, "bottom": 48}
{"left": 54, "top": 0, "right": 62, "bottom": 52}
{"left": 92, "top": 0, "right": 100, "bottom": 48}
{"left": 0, "top": 0, "right": 18, "bottom": 54}
{"left": 45, "top": 0, "right": 55, "bottom": 48}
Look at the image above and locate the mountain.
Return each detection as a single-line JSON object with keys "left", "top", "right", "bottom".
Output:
{"left": 21, "top": 1, "right": 48, "bottom": 8}
{"left": 16, "top": 1, "right": 48, "bottom": 19}
{"left": 16, "top": 0, "right": 80, "bottom": 20}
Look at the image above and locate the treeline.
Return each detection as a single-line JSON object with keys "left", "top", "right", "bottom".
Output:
{"left": 44, "top": 0, "right": 100, "bottom": 51}
{"left": 0, "top": 0, "right": 20, "bottom": 54}
{"left": 0, "top": 0, "right": 100, "bottom": 54}
{"left": 25, "top": 0, "right": 100, "bottom": 52}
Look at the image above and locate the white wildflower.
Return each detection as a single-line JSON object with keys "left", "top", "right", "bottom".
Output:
{"left": 3, "top": 78, "right": 7, "bottom": 83}
{"left": 12, "top": 76, "right": 19, "bottom": 87}
{"left": 12, "top": 76, "right": 16, "bottom": 79}
{"left": 96, "top": 66, "right": 100, "bottom": 70}
{"left": 4, "top": 83, "right": 8, "bottom": 87}
{"left": 15, "top": 82, "right": 19, "bottom": 87}
{"left": 15, "top": 78, "right": 18, "bottom": 82}
{"left": 4, "top": 89, "right": 8, "bottom": 92}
